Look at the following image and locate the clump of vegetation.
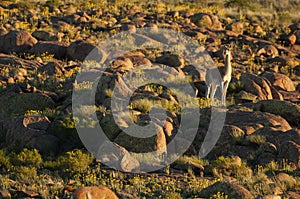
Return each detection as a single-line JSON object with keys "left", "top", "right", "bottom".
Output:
{"left": 14, "top": 148, "right": 43, "bottom": 168}
{"left": 211, "top": 156, "right": 252, "bottom": 180}
{"left": 53, "top": 149, "right": 94, "bottom": 174}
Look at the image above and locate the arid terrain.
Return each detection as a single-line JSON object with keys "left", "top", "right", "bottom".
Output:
{"left": 0, "top": 0, "right": 300, "bottom": 198}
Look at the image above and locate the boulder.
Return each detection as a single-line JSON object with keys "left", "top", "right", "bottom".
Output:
{"left": 261, "top": 71, "right": 295, "bottom": 91}
{"left": 67, "top": 40, "right": 107, "bottom": 62}
{"left": 273, "top": 173, "right": 297, "bottom": 189}
{"left": 217, "top": 125, "right": 245, "bottom": 145}
{"left": 228, "top": 22, "right": 244, "bottom": 34}
{"left": 121, "top": 51, "right": 151, "bottom": 67}
{"left": 114, "top": 122, "right": 167, "bottom": 155}
{"left": 2, "top": 116, "right": 59, "bottom": 155}
{"left": 256, "top": 45, "right": 278, "bottom": 58}
{"left": 29, "top": 41, "right": 67, "bottom": 59}
{"left": 288, "top": 23, "right": 300, "bottom": 32}
{"left": 253, "top": 100, "right": 300, "bottom": 126}
{"left": 240, "top": 73, "right": 282, "bottom": 100}
{"left": 236, "top": 90, "right": 258, "bottom": 103}
{"left": 190, "top": 13, "right": 222, "bottom": 30}
{"left": 97, "top": 141, "right": 140, "bottom": 172}
{"left": 0, "top": 30, "right": 37, "bottom": 54}
{"left": 0, "top": 53, "right": 41, "bottom": 70}
{"left": 0, "top": 92, "right": 55, "bottom": 117}
{"left": 278, "top": 141, "right": 300, "bottom": 167}
{"left": 38, "top": 61, "right": 66, "bottom": 76}
{"left": 199, "top": 181, "right": 254, "bottom": 199}
{"left": 110, "top": 57, "right": 134, "bottom": 71}
{"left": 32, "top": 30, "right": 57, "bottom": 41}
{"left": 156, "top": 54, "right": 185, "bottom": 68}
{"left": 226, "top": 109, "right": 292, "bottom": 135}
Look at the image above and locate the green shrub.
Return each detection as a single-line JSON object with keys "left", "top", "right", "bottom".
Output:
{"left": 129, "top": 99, "right": 154, "bottom": 113}
{"left": 14, "top": 166, "right": 38, "bottom": 184}
{"left": 15, "top": 148, "right": 42, "bottom": 168}
{"left": 57, "top": 149, "right": 94, "bottom": 174}
{"left": 246, "top": 135, "right": 266, "bottom": 146}
{"left": 163, "top": 192, "right": 183, "bottom": 199}
{"left": 0, "top": 149, "right": 11, "bottom": 171}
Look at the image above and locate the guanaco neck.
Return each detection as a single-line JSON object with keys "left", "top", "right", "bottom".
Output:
{"left": 224, "top": 51, "right": 232, "bottom": 77}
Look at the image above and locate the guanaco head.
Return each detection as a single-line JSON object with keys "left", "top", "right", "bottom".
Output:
{"left": 224, "top": 44, "right": 231, "bottom": 55}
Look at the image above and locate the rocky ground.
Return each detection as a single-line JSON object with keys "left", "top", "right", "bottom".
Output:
{"left": 0, "top": 0, "right": 300, "bottom": 198}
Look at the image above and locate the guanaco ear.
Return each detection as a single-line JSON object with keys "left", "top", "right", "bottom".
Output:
{"left": 224, "top": 44, "right": 232, "bottom": 50}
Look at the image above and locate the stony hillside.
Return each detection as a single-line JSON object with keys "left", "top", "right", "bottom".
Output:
{"left": 0, "top": 0, "right": 299, "bottom": 198}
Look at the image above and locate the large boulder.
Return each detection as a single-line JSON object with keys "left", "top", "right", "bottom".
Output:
{"left": 199, "top": 181, "right": 254, "bottom": 199}
{"left": 190, "top": 13, "right": 222, "bottom": 30}
{"left": 67, "top": 40, "right": 107, "bottom": 62}
{"left": 226, "top": 109, "right": 292, "bottom": 135}
{"left": 67, "top": 40, "right": 94, "bottom": 61}
{"left": 29, "top": 41, "right": 67, "bottom": 59}
{"left": 240, "top": 73, "right": 283, "bottom": 100}
{"left": 279, "top": 141, "right": 300, "bottom": 167}
{"left": 261, "top": 71, "right": 296, "bottom": 92}
{"left": 0, "top": 92, "right": 55, "bottom": 117}
{"left": 1, "top": 116, "right": 60, "bottom": 155}
{"left": 113, "top": 122, "right": 167, "bottom": 155}
{"left": 253, "top": 100, "right": 300, "bottom": 126}
{"left": 0, "top": 30, "right": 37, "bottom": 54}
{"left": 96, "top": 141, "right": 140, "bottom": 172}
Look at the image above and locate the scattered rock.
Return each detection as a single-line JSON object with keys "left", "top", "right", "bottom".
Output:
{"left": 122, "top": 23, "right": 137, "bottom": 33}
{"left": 111, "top": 57, "right": 134, "bottom": 71}
{"left": 0, "top": 30, "right": 37, "bottom": 54}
